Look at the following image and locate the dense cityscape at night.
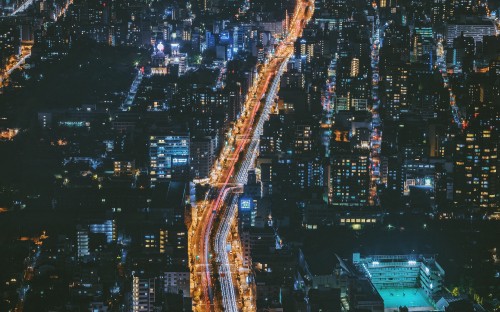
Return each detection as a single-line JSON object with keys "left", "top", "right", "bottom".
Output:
{"left": 0, "top": 0, "right": 499, "bottom": 311}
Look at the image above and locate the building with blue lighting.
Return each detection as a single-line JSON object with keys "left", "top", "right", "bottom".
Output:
{"left": 238, "top": 197, "right": 255, "bottom": 230}
{"left": 89, "top": 219, "right": 116, "bottom": 244}
{"left": 353, "top": 253, "right": 445, "bottom": 310}
{"left": 149, "top": 134, "right": 190, "bottom": 186}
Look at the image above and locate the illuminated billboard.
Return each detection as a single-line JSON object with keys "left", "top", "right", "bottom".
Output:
{"left": 240, "top": 198, "right": 252, "bottom": 211}
{"left": 220, "top": 31, "right": 230, "bottom": 42}
{"left": 171, "top": 156, "right": 189, "bottom": 166}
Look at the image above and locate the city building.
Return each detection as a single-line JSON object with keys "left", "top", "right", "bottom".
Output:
{"left": 446, "top": 17, "right": 497, "bottom": 47}
{"left": 113, "top": 160, "right": 135, "bottom": 177}
{"left": 190, "top": 135, "right": 216, "bottom": 180}
{"left": 382, "top": 63, "right": 409, "bottom": 121}
{"left": 353, "top": 253, "right": 445, "bottom": 310}
{"left": 149, "top": 134, "right": 190, "bottom": 186}
{"left": 0, "top": 24, "right": 20, "bottom": 69}
{"left": 453, "top": 126, "right": 498, "bottom": 210}
{"left": 330, "top": 152, "right": 370, "bottom": 207}
{"left": 165, "top": 43, "right": 188, "bottom": 76}
{"left": 164, "top": 268, "right": 190, "bottom": 297}
{"left": 89, "top": 219, "right": 116, "bottom": 243}
{"left": 132, "top": 275, "right": 158, "bottom": 312}
{"left": 76, "top": 225, "right": 90, "bottom": 259}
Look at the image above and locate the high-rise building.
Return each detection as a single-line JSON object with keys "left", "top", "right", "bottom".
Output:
{"left": 223, "top": 82, "right": 243, "bottom": 125}
{"left": 330, "top": 152, "right": 370, "bottom": 207}
{"left": 239, "top": 197, "right": 256, "bottom": 230}
{"left": 132, "top": 275, "right": 157, "bottom": 312}
{"left": 482, "top": 37, "right": 500, "bottom": 62}
{"left": 350, "top": 57, "right": 360, "bottom": 77}
{"left": 412, "top": 26, "right": 434, "bottom": 64}
{"left": 76, "top": 226, "right": 90, "bottom": 259}
{"left": 381, "top": 23, "right": 411, "bottom": 65}
{"left": 293, "top": 156, "right": 325, "bottom": 189}
{"left": 453, "top": 127, "right": 498, "bottom": 210}
{"left": 382, "top": 63, "right": 408, "bottom": 120}
{"left": 259, "top": 114, "right": 287, "bottom": 157}
{"left": 149, "top": 134, "right": 190, "bottom": 186}
{"left": 164, "top": 269, "right": 190, "bottom": 297}
{"left": 294, "top": 125, "right": 314, "bottom": 155}
{"left": 431, "top": 0, "right": 446, "bottom": 25}
{"left": 190, "top": 135, "right": 216, "bottom": 180}
{"left": 238, "top": 169, "right": 261, "bottom": 230}
{"left": 296, "top": 38, "right": 315, "bottom": 63}
{"left": 89, "top": 220, "right": 116, "bottom": 243}
{"left": 0, "top": 24, "right": 20, "bottom": 69}
{"left": 451, "top": 33, "right": 475, "bottom": 71}
{"left": 446, "top": 18, "right": 497, "bottom": 47}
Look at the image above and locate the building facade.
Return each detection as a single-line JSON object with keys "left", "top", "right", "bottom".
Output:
{"left": 149, "top": 134, "right": 190, "bottom": 186}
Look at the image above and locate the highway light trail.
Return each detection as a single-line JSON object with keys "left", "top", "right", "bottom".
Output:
{"left": 189, "top": 1, "right": 314, "bottom": 311}
{"left": 215, "top": 45, "right": 292, "bottom": 312}
{"left": 215, "top": 195, "right": 239, "bottom": 312}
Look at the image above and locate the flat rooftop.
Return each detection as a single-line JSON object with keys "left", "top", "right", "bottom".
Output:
{"left": 377, "top": 288, "right": 434, "bottom": 311}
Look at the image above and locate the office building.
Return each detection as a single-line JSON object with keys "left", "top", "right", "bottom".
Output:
{"left": 330, "top": 152, "right": 370, "bottom": 207}
{"left": 350, "top": 57, "right": 360, "bottom": 77}
{"left": 446, "top": 18, "right": 497, "bottom": 47}
{"left": 382, "top": 63, "right": 409, "bottom": 120}
{"left": 113, "top": 160, "right": 135, "bottom": 176}
{"left": 149, "top": 134, "right": 190, "bottom": 185}
{"left": 239, "top": 197, "right": 256, "bottom": 230}
{"left": 132, "top": 275, "right": 157, "bottom": 312}
{"left": 0, "top": 24, "right": 19, "bottom": 69}
{"left": 454, "top": 127, "right": 498, "bottom": 210}
{"left": 190, "top": 136, "right": 216, "bottom": 180}
{"left": 164, "top": 269, "right": 190, "bottom": 297}
{"left": 89, "top": 219, "right": 116, "bottom": 243}
{"left": 76, "top": 226, "right": 90, "bottom": 259}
